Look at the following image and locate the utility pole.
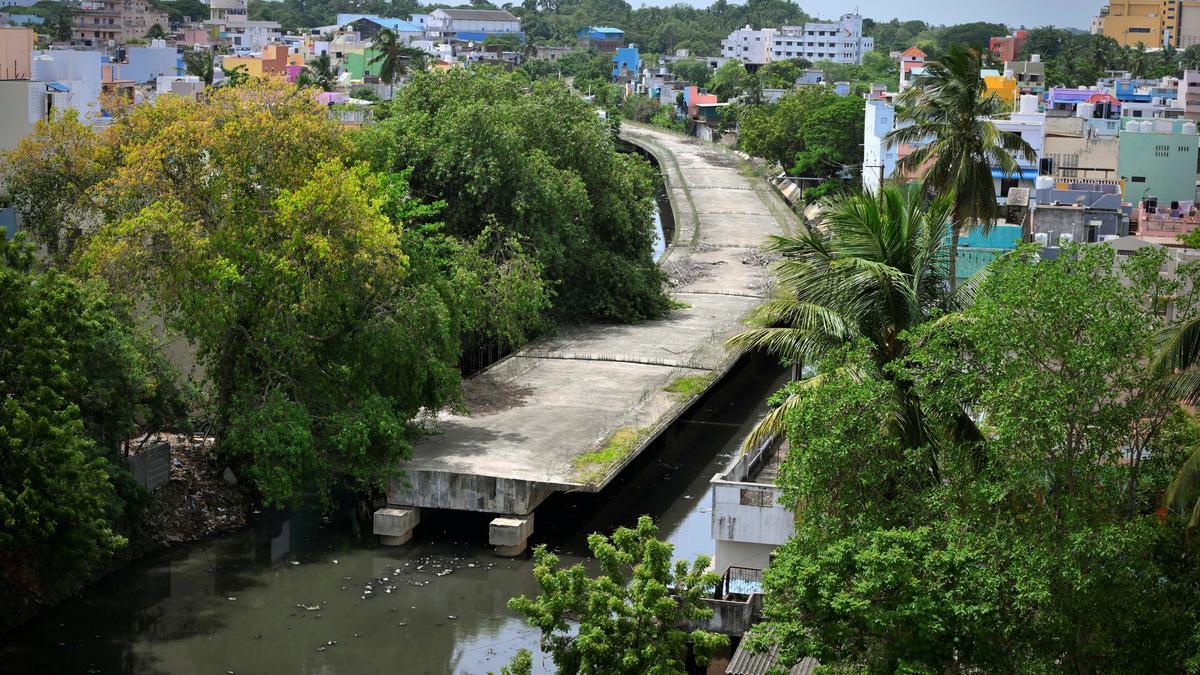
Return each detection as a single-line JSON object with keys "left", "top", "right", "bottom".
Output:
{"left": 863, "top": 164, "right": 885, "bottom": 207}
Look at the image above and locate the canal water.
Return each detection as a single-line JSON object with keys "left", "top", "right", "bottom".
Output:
{"left": 0, "top": 355, "right": 786, "bottom": 675}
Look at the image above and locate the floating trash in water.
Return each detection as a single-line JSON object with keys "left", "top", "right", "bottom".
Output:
{"left": 227, "top": 597, "right": 237, "bottom": 601}
{"left": 298, "top": 603, "right": 322, "bottom": 611}
{"left": 291, "top": 561, "right": 300, "bottom": 566}
{"left": 448, "top": 615, "right": 457, "bottom": 620}
{"left": 436, "top": 569, "right": 452, "bottom": 577}
{"left": 332, "top": 560, "right": 338, "bottom": 565}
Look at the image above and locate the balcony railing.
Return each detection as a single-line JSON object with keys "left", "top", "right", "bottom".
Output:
{"left": 714, "top": 565, "right": 763, "bottom": 600}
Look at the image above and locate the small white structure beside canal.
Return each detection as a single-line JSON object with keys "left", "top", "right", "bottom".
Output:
{"left": 710, "top": 437, "right": 794, "bottom": 574}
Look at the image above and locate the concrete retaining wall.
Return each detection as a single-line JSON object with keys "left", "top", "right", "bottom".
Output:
{"left": 126, "top": 440, "right": 171, "bottom": 492}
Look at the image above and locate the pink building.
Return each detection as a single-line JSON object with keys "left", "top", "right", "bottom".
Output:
{"left": 1133, "top": 205, "right": 1200, "bottom": 243}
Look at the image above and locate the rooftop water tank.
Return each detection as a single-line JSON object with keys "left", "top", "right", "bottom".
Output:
{"left": 1156, "top": 119, "right": 1173, "bottom": 132}
{"left": 1035, "top": 175, "right": 1055, "bottom": 191}
{"left": 1019, "top": 94, "right": 1038, "bottom": 114}
{"left": 1059, "top": 232, "right": 1075, "bottom": 245}
{"left": 30, "top": 54, "right": 54, "bottom": 82}
{"left": 1076, "top": 102, "right": 1095, "bottom": 119}
{"left": 1141, "top": 120, "right": 1155, "bottom": 133}
{"left": 1034, "top": 232, "right": 1049, "bottom": 246}
{"left": 1184, "top": 121, "right": 1197, "bottom": 135}
{"left": 1153, "top": 96, "right": 1164, "bottom": 106}
{"left": 1126, "top": 119, "right": 1141, "bottom": 132}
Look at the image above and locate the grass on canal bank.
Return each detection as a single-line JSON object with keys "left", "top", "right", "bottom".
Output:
{"left": 572, "top": 426, "right": 650, "bottom": 485}
{"left": 663, "top": 373, "right": 715, "bottom": 398}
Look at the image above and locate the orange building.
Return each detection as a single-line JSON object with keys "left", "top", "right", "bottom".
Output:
{"left": 222, "top": 44, "right": 303, "bottom": 77}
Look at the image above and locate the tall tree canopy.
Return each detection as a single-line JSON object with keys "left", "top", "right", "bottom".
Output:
{"left": 356, "top": 67, "right": 669, "bottom": 323}
{"left": 0, "top": 233, "right": 185, "bottom": 626}
{"left": 757, "top": 245, "right": 1200, "bottom": 673}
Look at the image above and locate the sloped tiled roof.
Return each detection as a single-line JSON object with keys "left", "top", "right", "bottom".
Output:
{"left": 726, "top": 635, "right": 819, "bottom": 675}
{"left": 900, "top": 46, "right": 926, "bottom": 58}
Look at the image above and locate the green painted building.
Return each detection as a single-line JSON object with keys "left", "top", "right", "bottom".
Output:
{"left": 1117, "top": 118, "right": 1199, "bottom": 206}
{"left": 344, "top": 48, "right": 384, "bottom": 81}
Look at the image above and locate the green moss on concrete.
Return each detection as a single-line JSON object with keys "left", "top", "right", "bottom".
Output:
{"left": 663, "top": 373, "right": 715, "bottom": 397}
{"left": 572, "top": 426, "right": 648, "bottom": 485}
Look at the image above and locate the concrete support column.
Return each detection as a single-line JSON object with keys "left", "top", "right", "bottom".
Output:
{"left": 374, "top": 506, "right": 420, "bottom": 546}
{"left": 489, "top": 512, "right": 535, "bottom": 556}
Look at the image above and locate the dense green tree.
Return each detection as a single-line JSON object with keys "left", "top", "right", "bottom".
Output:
{"left": 357, "top": 68, "right": 669, "bottom": 323}
{"left": 758, "top": 245, "right": 1200, "bottom": 673}
{"left": 145, "top": 23, "right": 167, "bottom": 39}
{"left": 667, "top": 58, "right": 712, "bottom": 88}
{"left": 39, "top": 81, "right": 480, "bottom": 507}
{"left": 887, "top": 45, "right": 1035, "bottom": 282}
{"left": 708, "top": 59, "right": 746, "bottom": 101}
{"left": 0, "top": 110, "right": 112, "bottom": 266}
{"left": 508, "top": 516, "right": 728, "bottom": 673}
{"left": 737, "top": 85, "right": 864, "bottom": 197}
{"left": 0, "top": 233, "right": 185, "bottom": 627}
{"left": 756, "top": 57, "right": 811, "bottom": 88}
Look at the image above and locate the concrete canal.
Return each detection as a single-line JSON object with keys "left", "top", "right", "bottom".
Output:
{"left": 0, "top": 356, "right": 785, "bottom": 675}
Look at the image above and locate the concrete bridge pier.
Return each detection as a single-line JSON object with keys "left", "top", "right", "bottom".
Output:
{"left": 374, "top": 506, "right": 421, "bottom": 546}
{"left": 489, "top": 513, "right": 535, "bottom": 556}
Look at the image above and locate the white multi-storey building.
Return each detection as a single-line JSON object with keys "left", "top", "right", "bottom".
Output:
{"left": 772, "top": 14, "right": 873, "bottom": 64}
{"left": 721, "top": 13, "right": 873, "bottom": 66}
{"left": 720, "top": 26, "right": 776, "bottom": 65}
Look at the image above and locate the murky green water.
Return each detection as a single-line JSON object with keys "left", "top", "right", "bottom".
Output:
{"left": 0, "top": 356, "right": 785, "bottom": 675}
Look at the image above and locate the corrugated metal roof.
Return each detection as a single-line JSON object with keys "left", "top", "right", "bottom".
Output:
{"left": 436, "top": 8, "right": 518, "bottom": 21}
{"left": 727, "top": 635, "right": 818, "bottom": 675}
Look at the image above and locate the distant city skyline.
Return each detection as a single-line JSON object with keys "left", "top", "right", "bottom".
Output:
{"left": 635, "top": 0, "right": 1094, "bottom": 30}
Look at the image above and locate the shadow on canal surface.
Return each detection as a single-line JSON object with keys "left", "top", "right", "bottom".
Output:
{"left": 0, "top": 354, "right": 785, "bottom": 675}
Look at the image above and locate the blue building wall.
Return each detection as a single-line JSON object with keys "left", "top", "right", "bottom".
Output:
{"left": 612, "top": 46, "right": 638, "bottom": 78}
{"left": 955, "top": 224, "right": 1022, "bottom": 281}
{"left": 577, "top": 27, "right": 623, "bottom": 41}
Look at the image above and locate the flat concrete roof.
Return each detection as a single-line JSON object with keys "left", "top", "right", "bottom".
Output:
{"left": 389, "top": 124, "right": 798, "bottom": 514}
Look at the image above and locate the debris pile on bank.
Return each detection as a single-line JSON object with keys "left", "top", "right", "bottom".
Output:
{"left": 139, "top": 434, "right": 254, "bottom": 546}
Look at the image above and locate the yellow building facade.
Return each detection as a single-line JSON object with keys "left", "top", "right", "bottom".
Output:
{"left": 1098, "top": 0, "right": 1200, "bottom": 47}
{"left": 984, "top": 75, "right": 1018, "bottom": 105}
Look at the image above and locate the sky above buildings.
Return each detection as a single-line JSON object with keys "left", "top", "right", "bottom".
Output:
{"left": 635, "top": 0, "right": 1095, "bottom": 30}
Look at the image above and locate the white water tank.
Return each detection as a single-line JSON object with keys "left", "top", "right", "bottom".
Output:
{"left": 1126, "top": 119, "right": 1141, "bottom": 132}
{"left": 1059, "top": 232, "right": 1075, "bottom": 245}
{"left": 30, "top": 54, "right": 54, "bottom": 82}
{"left": 1019, "top": 94, "right": 1038, "bottom": 114}
{"left": 1076, "top": 102, "right": 1095, "bottom": 119}
{"left": 1101, "top": 234, "right": 1121, "bottom": 242}
{"left": 1034, "top": 232, "right": 1049, "bottom": 246}
{"left": 1156, "top": 119, "right": 1173, "bottom": 133}
{"left": 1141, "top": 120, "right": 1155, "bottom": 132}
{"left": 1154, "top": 96, "right": 1164, "bottom": 106}
{"left": 1035, "top": 175, "right": 1055, "bottom": 190}
{"left": 1031, "top": 54, "right": 1041, "bottom": 63}
{"left": 1184, "top": 121, "right": 1197, "bottom": 135}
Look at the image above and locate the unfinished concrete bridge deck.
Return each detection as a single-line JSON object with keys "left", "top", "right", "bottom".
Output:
{"left": 375, "top": 124, "right": 799, "bottom": 554}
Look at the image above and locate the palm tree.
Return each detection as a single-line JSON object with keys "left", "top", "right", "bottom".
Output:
{"left": 303, "top": 52, "right": 337, "bottom": 92}
{"left": 183, "top": 50, "right": 214, "bottom": 86}
{"left": 370, "top": 29, "right": 428, "bottom": 98}
{"left": 727, "top": 183, "right": 982, "bottom": 451}
{"left": 885, "top": 45, "right": 1036, "bottom": 284}
{"left": 1151, "top": 317, "right": 1200, "bottom": 527}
